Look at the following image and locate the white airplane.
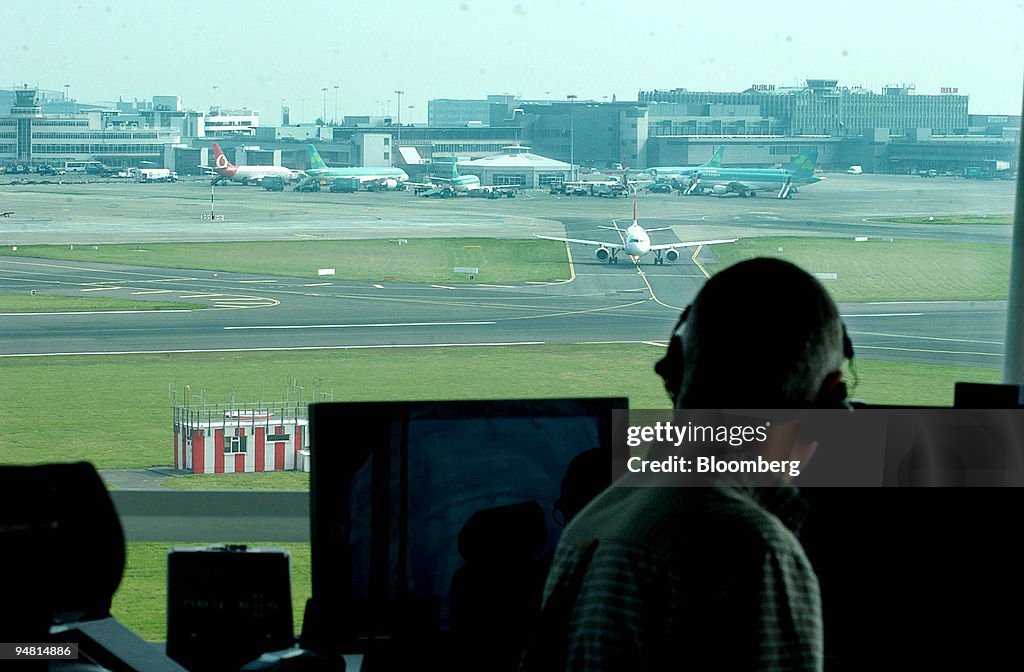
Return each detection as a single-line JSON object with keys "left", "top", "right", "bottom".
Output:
{"left": 202, "top": 143, "right": 301, "bottom": 185}
{"left": 534, "top": 190, "right": 737, "bottom": 265}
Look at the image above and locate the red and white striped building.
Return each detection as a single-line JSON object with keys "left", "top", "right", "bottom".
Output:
{"left": 173, "top": 405, "right": 309, "bottom": 474}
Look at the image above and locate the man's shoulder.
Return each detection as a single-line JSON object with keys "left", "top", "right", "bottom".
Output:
{"left": 564, "top": 484, "right": 801, "bottom": 559}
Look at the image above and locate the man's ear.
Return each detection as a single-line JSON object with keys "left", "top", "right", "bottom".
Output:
{"left": 815, "top": 371, "right": 847, "bottom": 408}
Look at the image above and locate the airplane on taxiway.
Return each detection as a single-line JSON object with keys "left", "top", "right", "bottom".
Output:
{"left": 201, "top": 143, "right": 301, "bottom": 186}
{"left": 534, "top": 189, "right": 736, "bottom": 265}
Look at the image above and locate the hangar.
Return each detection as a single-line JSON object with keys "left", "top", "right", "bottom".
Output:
{"left": 457, "top": 145, "right": 571, "bottom": 189}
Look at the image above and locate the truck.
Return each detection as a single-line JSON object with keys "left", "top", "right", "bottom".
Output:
{"left": 847, "top": 165, "right": 863, "bottom": 175}
{"left": 329, "top": 177, "right": 361, "bottom": 193}
{"left": 137, "top": 168, "right": 177, "bottom": 183}
{"left": 261, "top": 176, "right": 285, "bottom": 191}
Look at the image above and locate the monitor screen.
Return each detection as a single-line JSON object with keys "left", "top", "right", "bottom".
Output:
{"left": 305, "top": 397, "right": 625, "bottom": 650}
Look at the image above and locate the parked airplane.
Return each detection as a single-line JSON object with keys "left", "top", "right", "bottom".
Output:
{"left": 639, "top": 145, "right": 725, "bottom": 181}
{"left": 682, "top": 150, "right": 822, "bottom": 198}
{"left": 304, "top": 144, "right": 408, "bottom": 190}
{"left": 203, "top": 143, "right": 299, "bottom": 186}
{"left": 534, "top": 189, "right": 736, "bottom": 265}
{"left": 416, "top": 160, "right": 518, "bottom": 198}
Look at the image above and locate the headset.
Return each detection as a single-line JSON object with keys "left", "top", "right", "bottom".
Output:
{"left": 654, "top": 304, "right": 855, "bottom": 408}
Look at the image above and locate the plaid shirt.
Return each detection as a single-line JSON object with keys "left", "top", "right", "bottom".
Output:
{"left": 521, "top": 482, "right": 822, "bottom": 671}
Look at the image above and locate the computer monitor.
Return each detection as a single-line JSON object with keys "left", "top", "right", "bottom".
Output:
{"left": 303, "top": 397, "right": 625, "bottom": 653}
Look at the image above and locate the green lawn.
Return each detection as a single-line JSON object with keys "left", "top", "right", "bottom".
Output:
{"left": 0, "top": 239, "right": 571, "bottom": 284}
{"left": 709, "top": 236, "right": 1010, "bottom": 301}
{"left": 0, "top": 291, "right": 200, "bottom": 312}
{"left": 3, "top": 235, "right": 1010, "bottom": 301}
{"left": 0, "top": 344, "right": 1001, "bottom": 470}
{"left": 880, "top": 214, "right": 1012, "bottom": 225}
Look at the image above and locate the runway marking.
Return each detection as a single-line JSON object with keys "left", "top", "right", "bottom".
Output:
{"left": 238, "top": 280, "right": 277, "bottom": 284}
{"left": 0, "top": 341, "right": 547, "bottom": 358}
{"left": 842, "top": 312, "right": 925, "bottom": 318}
{"left": 430, "top": 284, "right": 456, "bottom": 290}
{"left": 224, "top": 320, "right": 495, "bottom": 330}
{"left": 131, "top": 289, "right": 174, "bottom": 295}
{"left": 180, "top": 293, "right": 222, "bottom": 298}
{"left": 642, "top": 341, "right": 669, "bottom": 347}
{"left": 373, "top": 284, "right": 384, "bottom": 288}
{"left": 80, "top": 286, "right": 124, "bottom": 292}
{"left": 690, "top": 245, "right": 711, "bottom": 279}
{"left": 852, "top": 330, "right": 1003, "bottom": 345}
{"left": 856, "top": 345, "right": 1001, "bottom": 357}
{"left": 477, "top": 284, "right": 514, "bottom": 288}
{"left": 304, "top": 282, "right": 333, "bottom": 287}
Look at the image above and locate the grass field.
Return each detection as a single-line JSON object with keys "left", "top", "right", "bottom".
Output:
{"left": 2, "top": 235, "right": 1011, "bottom": 301}
{"left": 709, "top": 236, "right": 1010, "bottom": 301}
{"left": 879, "top": 214, "right": 1012, "bottom": 225}
{"left": 0, "top": 239, "right": 571, "bottom": 284}
{"left": 0, "top": 344, "right": 1001, "bottom": 470}
{"left": 0, "top": 291, "right": 200, "bottom": 312}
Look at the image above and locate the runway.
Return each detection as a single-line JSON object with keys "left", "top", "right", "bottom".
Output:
{"left": 0, "top": 173, "right": 1015, "bottom": 367}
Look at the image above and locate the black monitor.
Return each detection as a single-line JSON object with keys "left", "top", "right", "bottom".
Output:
{"left": 303, "top": 397, "right": 625, "bottom": 656}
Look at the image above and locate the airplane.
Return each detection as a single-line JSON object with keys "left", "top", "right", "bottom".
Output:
{"left": 534, "top": 188, "right": 736, "bottom": 265}
{"left": 1, "top": 211, "right": 13, "bottom": 217}
{"left": 638, "top": 145, "right": 725, "bottom": 182}
{"left": 202, "top": 143, "right": 300, "bottom": 186}
{"left": 681, "top": 150, "right": 822, "bottom": 199}
{"left": 304, "top": 144, "right": 409, "bottom": 190}
{"left": 415, "top": 159, "right": 519, "bottom": 198}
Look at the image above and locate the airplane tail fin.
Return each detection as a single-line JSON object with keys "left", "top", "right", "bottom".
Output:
{"left": 787, "top": 150, "right": 819, "bottom": 178}
{"left": 707, "top": 145, "right": 725, "bottom": 167}
{"left": 212, "top": 143, "right": 233, "bottom": 171}
{"left": 307, "top": 144, "right": 328, "bottom": 171}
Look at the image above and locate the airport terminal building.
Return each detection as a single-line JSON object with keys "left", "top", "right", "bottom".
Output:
{"left": 3, "top": 79, "right": 1019, "bottom": 178}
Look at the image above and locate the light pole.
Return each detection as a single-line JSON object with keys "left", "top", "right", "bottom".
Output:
{"left": 567, "top": 94, "right": 577, "bottom": 181}
{"left": 394, "top": 90, "right": 404, "bottom": 147}
{"left": 333, "top": 85, "right": 339, "bottom": 125}
{"left": 63, "top": 83, "right": 70, "bottom": 102}
{"left": 321, "top": 87, "right": 327, "bottom": 125}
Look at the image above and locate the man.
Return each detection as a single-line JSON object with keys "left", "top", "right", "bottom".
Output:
{"left": 521, "top": 258, "right": 849, "bottom": 671}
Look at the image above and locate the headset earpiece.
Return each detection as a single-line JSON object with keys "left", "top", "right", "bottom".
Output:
{"left": 654, "top": 305, "right": 691, "bottom": 404}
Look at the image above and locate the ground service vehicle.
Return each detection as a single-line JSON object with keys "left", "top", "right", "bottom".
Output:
{"left": 330, "top": 178, "right": 360, "bottom": 193}
{"left": 262, "top": 176, "right": 285, "bottom": 191}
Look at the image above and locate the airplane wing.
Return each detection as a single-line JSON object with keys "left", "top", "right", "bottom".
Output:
{"left": 534, "top": 234, "right": 626, "bottom": 251}
{"left": 648, "top": 238, "right": 738, "bottom": 251}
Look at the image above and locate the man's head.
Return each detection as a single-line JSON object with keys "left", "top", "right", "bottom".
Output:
{"left": 656, "top": 258, "right": 848, "bottom": 409}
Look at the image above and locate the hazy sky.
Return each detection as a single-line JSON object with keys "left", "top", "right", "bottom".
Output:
{"left": 6, "top": 0, "right": 1023, "bottom": 125}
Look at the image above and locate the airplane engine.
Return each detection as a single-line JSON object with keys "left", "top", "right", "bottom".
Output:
{"left": 596, "top": 247, "right": 610, "bottom": 262}
{"left": 381, "top": 179, "right": 398, "bottom": 190}
{"left": 711, "top": 185, "right": 730, "bottom": 195}
{"left": 665, "top": 248, "right": 679, "bottom": 263}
